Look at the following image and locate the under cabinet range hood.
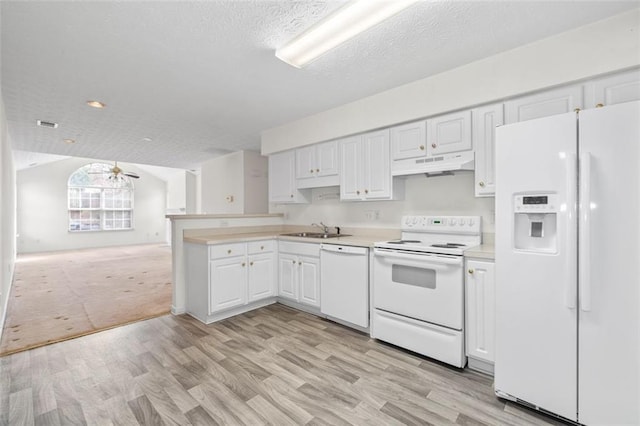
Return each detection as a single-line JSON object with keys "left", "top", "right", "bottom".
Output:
{"left": 391, "top": 151, "right": 474, "bottom": 177}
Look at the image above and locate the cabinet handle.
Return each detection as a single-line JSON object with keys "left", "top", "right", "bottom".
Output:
{"left": 260, "top": 245, "right": 264, "bottom": 250}
{"left": 478, "top": 181, "right": 485, "bottom": 188}
{"left": 316, "top": 168, "right": 320, "bottom": 172}
{"left": 431, "top": 143, "right": 437, "bottom": 149}
{"left": 468, "top": 269, "right": 474, "bottom": 274}
{"left": 419, "top": 145, "right": 425, "bottom": 150}
{"left": 310, "top": 169, "right": 314, "bottom": 173}
{"left": 290, "top": 194, "right": 294, "bottom": 198}
{"left": 242, "top": 262, "right": 246, "bottom": 267}
{"left": 227, "top": 249, "right": 232, "bottom": 254}
{"left": 356, "top": 190, "right": 360, "bottom": 195}
{"left": 298, "top": 261, "right": 302, "bottom": 265}
{"left": 364, "top": 189, "right": 369, "bottom": 194}
{"left": 250, "top": 261, "right": 253, "bottom": 266}
{"left": 596, "top": 103, "right": 604, "bottom": 108}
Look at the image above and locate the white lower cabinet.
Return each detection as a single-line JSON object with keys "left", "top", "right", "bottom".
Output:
{"left": 465, "top": 259, "right": 496, "bottom": 374}
{"left": 210, "top": 256, "right": 247, "bottom": 313}
{"left": 185, "top": 240, "right": 276, "bottom": 323}
{"left": 278, "top": 241, "right": 320, "bottom": 308}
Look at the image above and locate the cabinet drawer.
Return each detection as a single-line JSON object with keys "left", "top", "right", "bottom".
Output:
{"left": 278, "top": 241, "right": 320, "bottom": 257}
{"left": 210, "top": 242, "right": 246, "bottom": 259}
{"left": 247, "top": 240, "right": 275, "bottom": 255}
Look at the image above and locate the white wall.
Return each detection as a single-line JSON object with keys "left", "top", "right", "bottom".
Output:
{"left": 200, "top": 150, "right": 268, "bottom": 214}
{"left": 201, "top": 151, "right": 244, "bottom": 214}
{"left": 272, "top": 173, "right": 495, "bottom": 234}
{"left": 0, "top": 96, "right": 17, "bottom": 338}
{"left": 17, "top": 157, "right": 167, "bottom": 253}
{"left": 243, "top": 150, "right": 268, "bottom": 214}
{"left": 262, "top": 9, "right": 640, "bottom": 153}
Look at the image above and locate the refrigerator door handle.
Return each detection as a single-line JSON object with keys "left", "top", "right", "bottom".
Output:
{"left": 579, "top": 152, "right": 592, "bottom": 312}
{"left": 565, "top": 152, "right": 577, "bottom": 309}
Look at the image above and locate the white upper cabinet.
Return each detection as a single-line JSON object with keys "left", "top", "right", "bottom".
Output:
{"left": 505, "top": 85, "right": 583, "bottom": 124}
{"left": 295, "top": 146, "right": 315, "bottom": 180}
{"left": 427, "top": 110, "right": 472, "bottom": 155}
{"left": 584, "top": 69, "right": 640, "bottom": 108}
{"left": 362, "top": 130, "right": 392, "bottom": 200}
{"left": 391, "top": 121, "right": 427, "bottom": 160}
{"left": 295, "top": 141, "right": 339, "bottom": 189}
{"left": 473, "top": 103, "right": 504, "bottom": 197}
{"left": 340, "top": 130, "right": 400, "bottom": 201}
{"left": 268, "top": 150, "right": 310, "bottom": 203}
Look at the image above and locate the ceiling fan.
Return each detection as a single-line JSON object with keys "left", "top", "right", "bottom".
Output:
{"left": 89, "top": 161, "right": 140, "bottom": 180}
{"left": 108, "top": 162, "right": 139, "bottom": 179}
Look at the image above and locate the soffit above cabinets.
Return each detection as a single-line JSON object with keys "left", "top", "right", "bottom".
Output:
{"left": 1, "top": 1, "right": 636, "bottom": 169}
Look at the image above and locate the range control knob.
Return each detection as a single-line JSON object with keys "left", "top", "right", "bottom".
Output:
{"left": 450, "top": 218, "right": 457, "bottom": 225}
{"left": 468, "top": 218, "right": 475, "bottom": 226}
{"left": 459, "top": 218, "right": 466, "bottom": 226}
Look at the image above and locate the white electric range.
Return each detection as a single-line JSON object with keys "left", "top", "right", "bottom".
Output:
{"left": 372, "top": 215, "right": 482, "bottom": 368}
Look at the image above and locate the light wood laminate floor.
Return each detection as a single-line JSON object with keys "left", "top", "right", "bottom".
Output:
{"left": 0, "top": 304, "right": 564, "bottom": 425}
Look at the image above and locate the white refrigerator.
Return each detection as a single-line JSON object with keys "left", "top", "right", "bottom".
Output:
{"left": 494, "top": 101, "right": 640, "bottom": 425}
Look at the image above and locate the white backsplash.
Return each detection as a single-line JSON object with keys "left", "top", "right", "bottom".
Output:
{"left": 271, "top": 172, "right": 496, "bottom": 234}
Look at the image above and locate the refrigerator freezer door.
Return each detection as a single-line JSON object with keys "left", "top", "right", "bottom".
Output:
{"left": 578, "top": 101, "right": 640, "bottom": 426}
{"left": 494, "top": 112, "right": 578, "bottom": 421}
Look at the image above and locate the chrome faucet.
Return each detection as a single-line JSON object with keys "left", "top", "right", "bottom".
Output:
{"left": 311, "top": 222, "right": 330, "bottom": 234}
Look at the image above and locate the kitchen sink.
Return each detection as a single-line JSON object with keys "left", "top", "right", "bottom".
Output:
{"left": 280, "top": 232, "right": 350, "bottom": 239}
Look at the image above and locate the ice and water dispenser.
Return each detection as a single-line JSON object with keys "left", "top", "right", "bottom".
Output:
{"left": 513, "top": 194, "right": 558, "bottom": 253}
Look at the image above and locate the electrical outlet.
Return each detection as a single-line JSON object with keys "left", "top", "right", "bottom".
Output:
{"left": 365, "top": 210, "right": 380, "bottom": 220}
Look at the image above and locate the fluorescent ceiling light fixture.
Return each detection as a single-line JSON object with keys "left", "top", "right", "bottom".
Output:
{"left": 63, "top": 138, "right": 76, "bottom": 144}
{"left": 275, "top": 0, "right": 419, "bottom": 68}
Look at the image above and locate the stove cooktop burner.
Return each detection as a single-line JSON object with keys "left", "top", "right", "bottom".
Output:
{"left": 387, "top": 240, "right": 421, "bottom": 244}
{"left": 430, "top": 243, "right": 467, "bottom": 248}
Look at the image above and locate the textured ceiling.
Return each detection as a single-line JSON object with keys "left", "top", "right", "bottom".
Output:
{"left": 2, "top": 1, "right": 637, "bottom": 169}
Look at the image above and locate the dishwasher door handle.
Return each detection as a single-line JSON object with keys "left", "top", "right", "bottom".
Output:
{"left": 321, "top": 244, "right": 368, "bottom": 255}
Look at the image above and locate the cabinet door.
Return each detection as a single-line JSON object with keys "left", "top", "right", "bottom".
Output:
{"left": 299, "top": 256, "right": 320, "bottom": 308}
{"left": 278, "top": 254, "right": 298, "bottom": 300}
{"left": 316, "top": 140, "right": 339, "bottom": 177}
{"left": 339, "top": 136, "right": 363, "bottom": 200}
{"left": 505, "top": 85, "right": 583, "bottom": 124}
{"left": 295, "top": 145, "right": 315, "bottom": 180}
{"left": 247, "top": 253, "right": 275, "bottom": 302}
{"left": 584, "top": 69, "right": 640, "bottom": 108}
{"left": 391, "top": 121, "right": 427, "bottom": 160}
{"left": 472, "top": 103, "right": 503, "bottom": 197}
{"left": 210, "top": 257, "right": 247, "bottom": 314}
{"left": 269, "top": 151, "right": 295, "bottom": 202}
{"left": 465, "top": 260, "right": 495, "bottom": 363}
{"left": 269, "top": 151, "right": 309, "bottom": 203}
{"left": 362, "top": 129, "right": 391, "bottom": 200}
{"left": 427, "top": 110, "right": 472, "bottom": 155}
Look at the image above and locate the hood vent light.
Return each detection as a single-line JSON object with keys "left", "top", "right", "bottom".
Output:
{"left": 36, "top": 120, "right": 58, "bottom": 129}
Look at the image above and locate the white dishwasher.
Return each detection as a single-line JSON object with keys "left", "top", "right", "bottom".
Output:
{"left": 320, "top": 244, "right": 369, "bottom": 328}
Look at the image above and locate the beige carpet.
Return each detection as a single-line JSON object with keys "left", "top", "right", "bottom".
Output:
{"left": 0, "top": 243, "right": 172, "bottom": 356}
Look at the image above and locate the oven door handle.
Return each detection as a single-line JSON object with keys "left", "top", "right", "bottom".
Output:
{"left": 374, "top": 248, "right": 462, "bottom": 267}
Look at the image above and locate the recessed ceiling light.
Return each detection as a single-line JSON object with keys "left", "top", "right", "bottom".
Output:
{"left": 63, "top": 138, "right": 76, "bottom": 144}
{"left": 86, "top": 100, "right": 106, "bottom": 108}
{"left": 36, "top": 120, "right": 58, "bottom": 128}
{"left": 29, "top": 162, "right": 38, "bottom": 167}
{"left": 141, "top": 137, "right": 153, "bottom": 142}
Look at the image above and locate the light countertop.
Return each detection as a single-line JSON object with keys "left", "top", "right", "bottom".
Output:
{"left": 184, "top": 232, "right": 395, "bottom": 248}
{"left": 185, "top": 230, "right": 495, "bottom": 257}
{"left": 464, "top": 243, "right": 495, "bottom": 260}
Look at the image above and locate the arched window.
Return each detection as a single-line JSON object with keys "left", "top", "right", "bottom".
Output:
{"left": 68, "top": 163, "right": 134, "bottom": 232}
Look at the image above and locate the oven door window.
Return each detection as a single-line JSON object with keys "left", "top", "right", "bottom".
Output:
{"left": 392, "top": 264, "right": 436, "bottom": 289}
